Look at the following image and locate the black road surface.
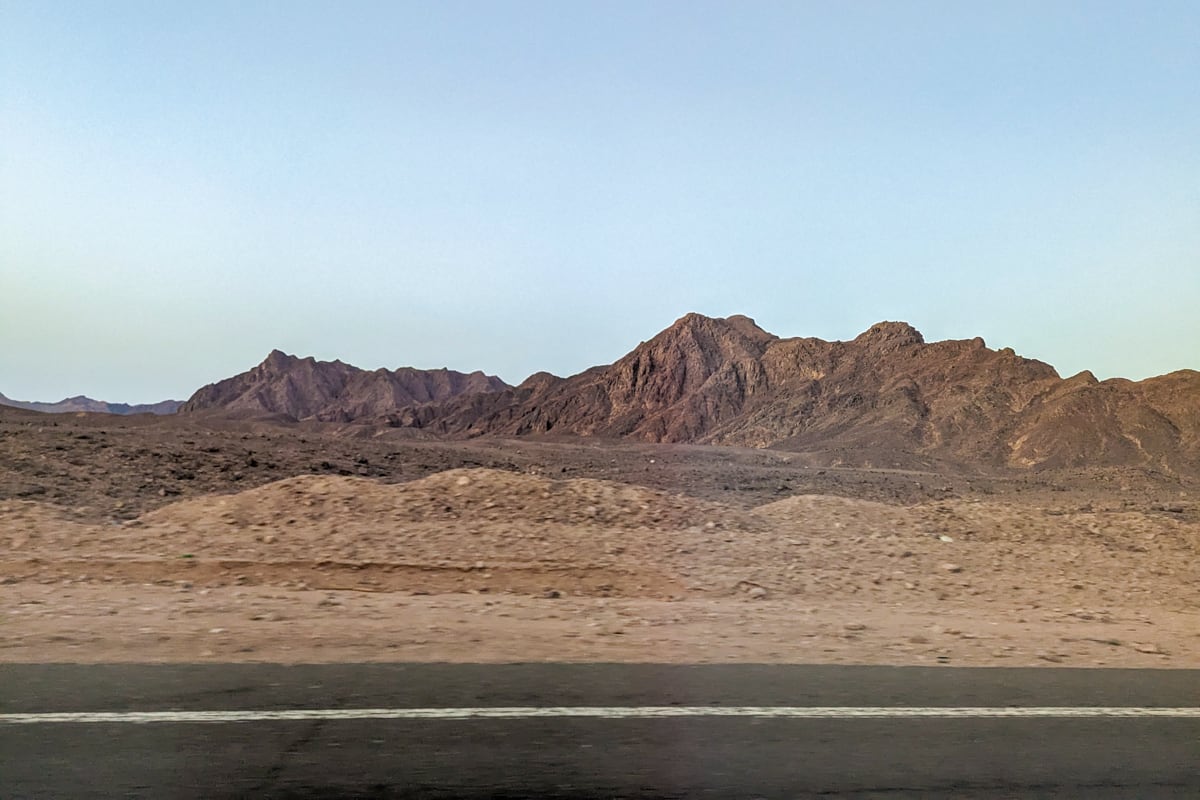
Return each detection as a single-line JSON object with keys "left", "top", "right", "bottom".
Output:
{"left": 2, "top": 663, "right": 1199, "bottom": 799}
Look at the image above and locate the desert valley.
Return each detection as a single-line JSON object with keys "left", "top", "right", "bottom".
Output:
{"left": 3, "top": 314, "right": 1198, "bottom": 667}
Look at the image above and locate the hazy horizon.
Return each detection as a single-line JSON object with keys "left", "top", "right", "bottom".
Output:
{"left": 1, "top": 311, "right": 1197, "bottom": 406}
{"left": 3, "top": 2, "right": 1198, "bottom": 404}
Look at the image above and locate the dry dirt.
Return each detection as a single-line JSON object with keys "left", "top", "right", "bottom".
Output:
{"left": 3, "top": 412, "right": 1199, "bottom": 667}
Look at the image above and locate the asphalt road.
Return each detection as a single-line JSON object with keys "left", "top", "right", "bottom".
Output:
{"left": 3, "top": 663, "right": 1199, "bottom": 798}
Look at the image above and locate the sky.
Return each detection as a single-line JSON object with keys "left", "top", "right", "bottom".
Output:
{"left": 2, "top": 1, "right": 1198, "bottom": 404}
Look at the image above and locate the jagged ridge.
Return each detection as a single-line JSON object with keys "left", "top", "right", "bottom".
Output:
{"left": 181, "top": 350, "right": 510, "bottom": 421}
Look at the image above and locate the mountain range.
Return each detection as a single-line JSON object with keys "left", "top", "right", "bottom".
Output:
{"left": 9, "top": 314, "right": 1197, "bottom": 475}
{"left": 0, "top": 392, "right": 182, "bottom": 416}
{"left": 178, "top": 314, "right": 1200, "bottom": 475}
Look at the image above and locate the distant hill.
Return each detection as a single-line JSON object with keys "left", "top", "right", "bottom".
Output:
{"left": 0, "top": 392, "right": 182, "bottom": 416}
{"left": 180, "top": 350, "right": 510, "bottom": 421}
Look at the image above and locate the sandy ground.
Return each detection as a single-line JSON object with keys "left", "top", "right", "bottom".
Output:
{"left": 2, "top": 467, "right": 1197, "bottom": 667}
{"left": 3, "top": 584, "right": 1194, "bottom": 668}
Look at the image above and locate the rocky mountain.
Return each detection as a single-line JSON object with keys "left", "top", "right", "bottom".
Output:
{"left": 384, "top": 313, "right": 1200, "bottom": 474}
{"left": 180, "top": 350, "right": 510, "bottom": 421}
{"left": 172, "top": 316, "right": 1200, "bottom": 474}
{"left": 0, "top": 392, "right": 182, "bottom": 416}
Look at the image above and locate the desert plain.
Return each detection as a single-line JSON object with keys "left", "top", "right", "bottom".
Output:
{"left": 3, "top": 405, "right": 1197, "bottom": 668}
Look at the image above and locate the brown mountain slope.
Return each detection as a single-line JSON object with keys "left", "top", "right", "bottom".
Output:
{"left": 181, "top": 350, "right": 509, "bottom": 421}
{"left": 388, "top": 314, "right": 1200, "bottom": 474}
{"left": 1006, "top": 368, "right": 1200, "bottom": 473}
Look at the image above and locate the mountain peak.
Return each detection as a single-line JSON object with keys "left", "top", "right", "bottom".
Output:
{"left": 854, "top": 321, "right": 925, "bottom": 348}
{"left": 670, "top": 311, "right": 767, "bottom": 330}
{"left": 262, "top": 349, "right": 298, "bottom": 368}
{"left": 661, "top": 312, "right": 777, "bottom": 347}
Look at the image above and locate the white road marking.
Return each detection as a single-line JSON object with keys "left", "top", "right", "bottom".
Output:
{"left": 3, "top": 707, "right": 1200, "bottom": 724}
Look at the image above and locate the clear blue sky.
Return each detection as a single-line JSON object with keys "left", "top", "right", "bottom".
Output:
{"left": 2, "top": 1, "right": 1197, "bottom": 403}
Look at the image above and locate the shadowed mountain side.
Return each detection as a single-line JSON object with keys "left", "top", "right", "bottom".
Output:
{"left": 180, "top": 350, "right": 509, "bottom": 421}
{"left": 383, "top": 314, "right": 1200, "bottom": 474}
{"left": 1004, "top": 368, "right": 1200, "bottom": 473}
